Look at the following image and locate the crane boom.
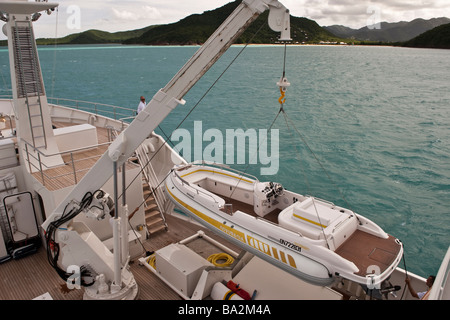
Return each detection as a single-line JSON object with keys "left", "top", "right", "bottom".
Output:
{"left": 43, "top": 0, "right": 290, "bottom": 227}
{"left": 41, "top": 0, "right": 290, "bottom": 299}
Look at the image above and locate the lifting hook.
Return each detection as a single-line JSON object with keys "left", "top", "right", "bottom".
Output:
{"left": 277, "top": 76, "right": 290, "bottom": 105}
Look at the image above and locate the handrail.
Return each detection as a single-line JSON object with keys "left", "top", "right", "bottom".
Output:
{"left": 173, "top": 169, "right": 221, "bottom": 206}
{"left": 173, "top": 168, "right": 191, "bottom": 186}
{"left": 2, "top": 96, "right": 137, "bottom": 128}
{"left": 190, "top": 160, "right": 259, "bottom": 183}
{"left": 23, "top": 139, "right": 112, "bottom": 159}
{"left": 1, "top": 96, "right": 135, "bottom": 120}
{"left": 135, "top": 141, "right": 167, "bottom": 226}
{"left": 47, "top": 97, "right": 136, "bottom": 123}
{"left": 23, "top": 136, "right": 113, "bottom": 187}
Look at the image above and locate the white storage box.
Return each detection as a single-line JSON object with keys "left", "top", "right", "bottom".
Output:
{"left": 155, "top": 243, "right": 212, "bottom": 297}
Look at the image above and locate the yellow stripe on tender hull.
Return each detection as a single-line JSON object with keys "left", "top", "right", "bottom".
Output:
{"left": 166, "top": 185, "right": 246, "bottom": 244}
{"left": 180, "top": 169, "right": 253, "bottom": 184}
{"left": 166, "top": 183, "right": 298, "bottom": 269}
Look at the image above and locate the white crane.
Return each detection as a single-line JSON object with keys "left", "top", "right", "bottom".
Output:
{"left": 36, "top": 0, "right": 291, "bottom": 300}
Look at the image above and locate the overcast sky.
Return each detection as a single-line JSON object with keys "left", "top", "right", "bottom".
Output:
{"left": 2, "top": 0, "right": 450, "bottom": 40}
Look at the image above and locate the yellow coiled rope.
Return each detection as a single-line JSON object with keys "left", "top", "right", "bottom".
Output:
{"left": 147, "top": 252, "right": 234, "bottom": 269}
{"left": 207, "top": 253, "right": 234, "bottom": 267}
{"left": 146, "top": 254, "right": 156, "bottom": 269}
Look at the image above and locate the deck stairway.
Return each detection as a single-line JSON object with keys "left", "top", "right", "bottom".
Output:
{"left": 135, "top": 139, "right": 169, "bottom": 236}
{"left": 12, "top": 21, "right": 46, "bottom": 149}
{"left": 142, "top": 180, "right": 167, "bottom": 236}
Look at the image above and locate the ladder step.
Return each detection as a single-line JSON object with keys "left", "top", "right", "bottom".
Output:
{"left": 145, "top": 203, "right": 158, "bottom": 211}
{"left": 146, "top": 217, "right": 163, "bottom": 227}
{"left": 142, "top": 183, "right": 150, "bottom": 190}
{"left": 143, "top": 191, "right": 154, "bottom": 200}
{"left": 147, "top": 224, "right": 166, "bottom": 235}
{"left": 145, "top": 209, "right": 160, "bottom": 220}
{"left": 31, "top": 118, "right": 44, "bottom": 125}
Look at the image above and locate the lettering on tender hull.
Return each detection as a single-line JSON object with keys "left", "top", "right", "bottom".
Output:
{"left": 279, "top": 239, "right": 303, "bottom": 252}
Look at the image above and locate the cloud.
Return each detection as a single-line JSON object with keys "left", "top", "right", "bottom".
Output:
{"left": 112, "top": 6, "right": 163, "bottom": 22}
{"left": 284, "top": 0, "right": 450, "bottom": 27}
{"left": 1, "top": 0, "right": 450, "bottom": 39}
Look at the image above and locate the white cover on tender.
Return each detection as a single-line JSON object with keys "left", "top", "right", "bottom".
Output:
{"left": 278, "top": 197, "right": 358, "bottom": 251}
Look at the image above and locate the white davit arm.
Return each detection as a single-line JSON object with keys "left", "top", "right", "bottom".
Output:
{"left": 42, "top": 0, "right": 290, "bottom": 229}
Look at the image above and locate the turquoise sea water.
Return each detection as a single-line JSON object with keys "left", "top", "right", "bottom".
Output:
{"left": 1, "top": 44, "right": 449, "bottom": 279}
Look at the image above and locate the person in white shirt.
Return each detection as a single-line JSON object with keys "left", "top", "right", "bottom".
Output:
{"left": 137, "top": 96, "right": 146, "bottom": 114}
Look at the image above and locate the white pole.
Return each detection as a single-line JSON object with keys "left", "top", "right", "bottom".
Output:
{"left": 111, "top": 161, "right": 122, "bottom": 292}
{"left": 121, "top": 163, "right": 129, "bottom": 265}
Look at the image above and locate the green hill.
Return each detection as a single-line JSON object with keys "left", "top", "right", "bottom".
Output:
{"left": 124, "top": 1, "right": 238, "bottom": 45}
{"left": 2, "top": 1, "right": 449, "bottom": 48}
{"left": 2, "top": 1, "right": 341, "bottom": 46}
{"left": 35, "top": 26, "right": 155, "bottom": 45}
{"left": 124, "top": 1, "right": 340, "bottom": 45}
{"left": 403, "top": 22, "right": 450, "bottom": 49}
{"left": 325, "top": 17, "right": 450, "bottom": 42}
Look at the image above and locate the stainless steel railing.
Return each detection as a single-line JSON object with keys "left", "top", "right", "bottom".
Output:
{"left": 47, "top": 97, "right": 136, "bottom": 123}
{"left": 1, "top": 96, "right": 138, "bottom": 188}
{"left": 23, "top": 139, "right": 113, "bottom": 187}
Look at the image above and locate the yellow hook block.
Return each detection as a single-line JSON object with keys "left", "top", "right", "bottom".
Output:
{"left": 278, "top": 87, "right": 286, "bottom": 105}
{"left": 277, "top": 76, "right": 290, "bottom": 105}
